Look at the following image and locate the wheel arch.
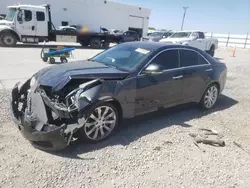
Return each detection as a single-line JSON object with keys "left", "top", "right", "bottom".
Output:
{"left": 209, "top": 44, "right": 215, "bottom": 50}
{"left": 204, "top": 81, "right": 220, "bottom": 96}
{"left": 0, "top": 29, "right": 21, "bottom": 41}
{"left": 98, "top": 96, "right": 123, "bottom": 121}
{"left": 78, "top": 96, "right": 123, "bottom": 122}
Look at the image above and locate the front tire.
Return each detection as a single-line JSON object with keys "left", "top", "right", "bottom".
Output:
{"left": 79, "top": 102, "right": 119, "bottom": 143}
{"left": 1, "top": 33, "right": 17, "bottom": 47}
{"left": 42, "top": 57, "right": 48, "bottom": 62}
{"left": 200, "top": 84, "right": 219, "bottom": 109}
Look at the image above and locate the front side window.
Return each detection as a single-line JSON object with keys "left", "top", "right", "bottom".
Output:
{"left": 180, "top": 50, "right": 209, "bottom": 67}
{"left": 190, "top": 32, "right": 199, "bottom": 39}
{"left": 36, "top": 11, "right": 45, "bottom": 21}
{"left": 151, "top": 50, "right": 179, "bottom": 70}
{"left": 163, "top": 32, "right": 171, "bottom": 38}
{"left": 170, "top": 32, "right": 192, "bottom": 38}
{"left": 149, "top": 32, "right": 163, "bottom": 37}
{"left": 91, "top": 45, "right": 152, "bottom": 71}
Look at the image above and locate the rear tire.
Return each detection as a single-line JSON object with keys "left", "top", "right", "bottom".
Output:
{"left": 49, "top": 57, "right": 55, "bottom": 64}
{"left": 1, "top": 33, "right": 17, "bottom": 47}
{"left": 60, "top": 57, "right": 68, "bottom": 63}
{"left": 79, "top": 102, "right": 119, "bottom": 143}
{"left": 207, "top": 45, "right": 215, "bottom": 57}
{"left": 90, "top": 38, "right": 102, "bottom": 49}
{"left": 200, "top": 84, "right": 219, "bottom": 110}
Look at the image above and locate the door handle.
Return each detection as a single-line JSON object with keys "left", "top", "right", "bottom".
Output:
{"left": 205, "top": 68, "right": 213, "bottom": 72}
{"left": 172, "top": 75, "right": 183, "bottom": 80}
{"left": 32, "top": 26, "right": 35, "bottom": 30}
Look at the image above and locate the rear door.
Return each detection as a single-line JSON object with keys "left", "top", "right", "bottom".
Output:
{"left": 179, "top": 49, "right": 212, "bottom": 102}
{"left": 35, "top": 10, "right": 48, "bottom": 37}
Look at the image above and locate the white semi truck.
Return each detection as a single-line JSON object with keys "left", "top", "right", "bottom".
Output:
{"left": 0, "top": 4, "right": 130, "bottom": 48}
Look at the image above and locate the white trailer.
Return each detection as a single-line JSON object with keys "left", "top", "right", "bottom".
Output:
{"left": 0, "top": 0, "right": 150, "bottom": 37}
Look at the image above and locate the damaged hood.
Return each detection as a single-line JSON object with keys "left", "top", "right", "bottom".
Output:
{"left": 34, "top": 60, "right": 129, "bottom": 91}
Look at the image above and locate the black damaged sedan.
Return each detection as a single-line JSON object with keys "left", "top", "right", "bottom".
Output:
{"left": 11, "top": 42, "right": 227, "bottom": 151}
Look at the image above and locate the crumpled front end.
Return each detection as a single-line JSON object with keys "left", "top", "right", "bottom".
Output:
{"left": 10, "top": 78, "right": 103, "bottom": 151}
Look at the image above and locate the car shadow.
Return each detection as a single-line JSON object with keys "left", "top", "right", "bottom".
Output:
{"left": 50, "top": 94, "right": 238, "bottom": 159}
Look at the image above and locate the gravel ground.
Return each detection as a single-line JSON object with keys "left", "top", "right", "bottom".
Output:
{"left": 0, "top": 45, "right": 250, "bottom": 188}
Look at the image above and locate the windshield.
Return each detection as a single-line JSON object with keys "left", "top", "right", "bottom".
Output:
{"left": 90, "top": 45, "right": 152, "bottom": 71}
{"left": 149, "top": 32, "right": 163, "bottom": 37}
{"left": 5, "top": 8, "right": 16, "bottom": 21}
{"left": 170, "top": 32, "right": 192, "bottom": 38}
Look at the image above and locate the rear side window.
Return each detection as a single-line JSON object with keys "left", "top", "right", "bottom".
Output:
{"left": 180, "top": 50, "right": 209, "bottom": 67}
{"left": 198, "top": 55, "right": 209, "bottom": 65}
{"left": 198, "top": 32, "right": 205, "bottom": 39}
{"left": 24, "top": 10, "right": 32, "bottom": 21}
{"left": 36, "top": 11, "right": 45, "bottom": 21}
{"left": 180, "top": 50, "right": 198, "bottom": 67}
{"left": 152, "top": 50, "right": 179, "bottom": 70}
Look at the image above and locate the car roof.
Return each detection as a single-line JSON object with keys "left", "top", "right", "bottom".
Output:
{"left": 118, "top": 41, "right": 199, "bottom": 51}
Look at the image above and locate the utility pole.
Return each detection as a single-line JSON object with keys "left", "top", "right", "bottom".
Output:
{"left": 181, "top": 6, "right": 189, "bottom": 31}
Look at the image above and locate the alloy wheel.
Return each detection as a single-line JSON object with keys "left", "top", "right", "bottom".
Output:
{"left": 204, "top": 86, "right": 218, "bottom": 108}
{"left": 84, "top": 106, "right": 117, "bottom": 141}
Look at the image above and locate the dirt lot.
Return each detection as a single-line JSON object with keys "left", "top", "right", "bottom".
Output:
{"left": 0, "top": 44, "right": 250, "bottom": 188}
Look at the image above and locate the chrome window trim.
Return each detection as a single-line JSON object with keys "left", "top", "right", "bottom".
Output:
{"left": 138, "top": 48, "right": 211, "bottom": 76}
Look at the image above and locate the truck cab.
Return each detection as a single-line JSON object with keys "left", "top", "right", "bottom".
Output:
{"left": 0, "top": 4, "right": 49, "bottom": 46}
{"left": 0, "top": 4, "right": 133, "bottom": 49}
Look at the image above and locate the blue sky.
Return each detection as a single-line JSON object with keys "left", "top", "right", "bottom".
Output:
{"left": 117, "top": 0, "right": 250, "bottom": 34}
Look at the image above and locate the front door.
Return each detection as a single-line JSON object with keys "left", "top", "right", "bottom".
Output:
{"left": 135, "top": 49, "right": 183, "bottom": 115}
{"left": 123, "top": 31, "right": 134, "bottom": 42}
{"left": 16, "top": 9, "right": 36, "bottom": 36}
{"left": 179, "top": 49, "right": 212, "bottom": 102}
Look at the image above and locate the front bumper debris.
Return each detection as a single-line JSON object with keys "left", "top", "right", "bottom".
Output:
{"left": 10, "top": 78, "right": 102, "bottom": 151}
{"left": 10, "top": 82, "right": 70, "bottom": 151}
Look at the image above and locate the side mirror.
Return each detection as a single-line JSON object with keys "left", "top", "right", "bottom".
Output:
{"left": 142, "top": 64, "right": 163, "bottom": 75}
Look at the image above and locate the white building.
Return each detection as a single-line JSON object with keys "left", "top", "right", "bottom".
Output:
{"left": 0, "top": 0, "right": 150, "bottom": 36}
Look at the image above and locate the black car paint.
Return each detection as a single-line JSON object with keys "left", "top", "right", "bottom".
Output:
{"left": 10, "top": 42, "right": 227, "bottom": 151}
{"left": 34, "top": 61, "right": 129, "bottom": 91}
